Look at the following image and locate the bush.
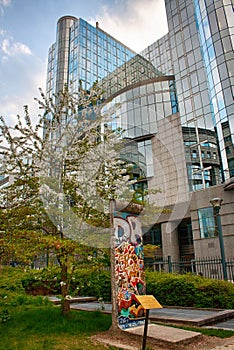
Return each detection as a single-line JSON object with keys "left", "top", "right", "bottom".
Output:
{"left": 2, "top": 267, "right": 234, "bottom": 309}
{"left": 21, "top": 266, "right": 61, "bottom": 295}
{"left": 145, "top": 271, "right": 234, "bottom": 309}
{"left": 21, "top": 266, "right": 111, "bottom": 301}
{"left": 0, "top": 267, "right": 25, "bottom": 294}
{"left": 195, "top": 279, "right": 234, "bottom": 309}
{"left": 72, "top": 268, "right": 111, "bottom": 301}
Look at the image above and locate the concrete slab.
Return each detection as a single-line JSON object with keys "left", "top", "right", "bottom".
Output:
{"left": 48, "top": 296, "right": 97, "bottom": 305}
{"left": 125, "top": 324, "right": 202, "bottom": 346}
{"left": 71, "top": 302, "right": 234, "bottom": 329}
{"left": 149, "top": 307, "right": 234, "bottom": 327}
{"left": 93, "top": 336, "right": 136, "bottom": 350}
{"left": 205, "top": 318, "right": 234, "bottom": 331}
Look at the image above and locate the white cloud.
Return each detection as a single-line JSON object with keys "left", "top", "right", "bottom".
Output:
{"left": 1, "top": 38, "right": 32, "bottom": 57}
{"left": 0, "top": 0, "right": 11, "bottom": 16}
{"left": 0, "top": 28, "right": 45, "bottom": 128}
{"left": 89, "top": 0, "right": 168, "bottom": 52}
{"left": 0, "top": 54, "right": 46, "bottom": 127}
{"left": 0, "top": 0, "right": 11, "bottom": 6}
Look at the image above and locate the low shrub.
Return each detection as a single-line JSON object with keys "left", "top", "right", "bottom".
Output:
{"left": 146, "top": 273, "right": 197, "bottom": 307}
{"left": 195, "top": 279, "right": 234, "bottom": 309}
{"left": 0, "top": 267, "right": 25, "bottom": 294}
{"left": 72, "top": 268, "right": 111, "bottom": 301}
{"left": 21, "top": 266, "right": 111, "bottom": 301}
{"left": 145, "top": 271, "right": 234, "bottom": 309}
{"left": 21, "top": 266, "right": 61, "bottom": 295}
{"left": 2, "top": 267, "right": 234, "bottom": 309}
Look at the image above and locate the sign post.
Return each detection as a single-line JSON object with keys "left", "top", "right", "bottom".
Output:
{"left": 136, "top": 295, "right": 162, "bottom": 350}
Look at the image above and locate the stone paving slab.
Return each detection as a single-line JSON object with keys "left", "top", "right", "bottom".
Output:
{"left": 125, "top": 324, "right": 202, "bottom": 346}
{"left": 71, "top": 302, "right": 234, "bottom": 329}
{"left": 149, "top": 307, "right": 234, "bottom": 327}
{"left": 205, "top": 318, "right": 234, "bottom": 331}
{"left": 48, "top": 296, "right": 97, "bottom": 304}
{"left": 93, "top": 337, "right": 136, "bottom": 350}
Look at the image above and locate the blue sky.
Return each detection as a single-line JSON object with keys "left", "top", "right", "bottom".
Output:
{"left": 0, "top": 0, "right": 168, "bottom": 125}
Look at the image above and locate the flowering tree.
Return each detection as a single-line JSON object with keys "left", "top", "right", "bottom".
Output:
{"left": 0, "top": 84, "right": 134, "bottom": 314}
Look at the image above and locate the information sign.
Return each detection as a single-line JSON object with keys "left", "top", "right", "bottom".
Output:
{"left": 136, "top": 295, "right": 162, "bottom": 310}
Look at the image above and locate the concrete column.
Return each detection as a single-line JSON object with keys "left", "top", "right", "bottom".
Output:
{"left": 161, "top": 222, "right": 180, "bottom": 270}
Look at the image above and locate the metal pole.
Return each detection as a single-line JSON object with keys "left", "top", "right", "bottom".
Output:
{"left": 168, "top": 255, "right": 172, "bottom": 273}
{"left": 142, "top": 309, "right": 149, "bottom": 350}
{"left": 215, "top": 207, "right": 228, "bottom": 280}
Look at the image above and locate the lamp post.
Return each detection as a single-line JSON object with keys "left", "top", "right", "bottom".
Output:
{"left": 210, "top": 198, "right": 228, "bottom": 280}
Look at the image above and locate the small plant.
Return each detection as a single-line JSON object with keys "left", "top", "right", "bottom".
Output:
{"left": 97, "top": 297, "right": 105, "bottom": 310}
{"left": 0, "top": 308, "right": 11, "bottom": 323}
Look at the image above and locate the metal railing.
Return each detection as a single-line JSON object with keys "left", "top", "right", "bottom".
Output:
{"left": 145, "top": 256, "right": 234, "bottom": 281}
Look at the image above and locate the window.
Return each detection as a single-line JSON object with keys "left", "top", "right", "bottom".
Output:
{"left": 192, "top": 150, "right": 197, "bottom": 158}
{"left": 143, "top": 224, "right": 162, "bottom": 246}
{"left": 198, "top": 207, "right": 217, "bottom": 238}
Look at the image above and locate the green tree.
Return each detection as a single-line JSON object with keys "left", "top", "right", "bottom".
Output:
{"left": 0, "top": 84, "right": 133, "bottom": 314}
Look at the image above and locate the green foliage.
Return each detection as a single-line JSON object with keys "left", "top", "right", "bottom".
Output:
{"left": 72, "top": 268, "right": 111, "bottom": 301}
{"left": 0, "top": 267, "right": 25, "bottom": 294}
{"left": 0, "top": 305, "right": 111, "bottom": 350}
{"left": 0, "top": 308, "right": 11, "bottom": 323}
{"left": 21, "top": 266, "right": 61, "bottom": 295}
{"left": 145, "top": 271, "right": 234, "bottom": 309}
{"left": 195, "top": 279, "right": 234, "bottom": 309}
{"left": 21, "top": 266, "right": 111, "bottom": 301}
{"left": 3, "top": 267, "right": 234, "bottom": 309}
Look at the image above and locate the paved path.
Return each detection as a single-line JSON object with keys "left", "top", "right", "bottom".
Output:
{"left": 48, "top": 297, "right": 234, "bottom": 348}
{"left": 71, "top": 301, "right": 234, "bottom": 330}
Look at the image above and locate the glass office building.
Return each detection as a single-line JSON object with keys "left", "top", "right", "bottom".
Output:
{"left": 142, "top": 0, "right": 234, "bottom": 266}
{"left": 142, "top": 0, "right": 233, "bottom": 188}
{"left": 46, "top": 2, "right": 234, "bottom": 273}
{"left": 46, "top": 16, "right": 136, "bottom": 97}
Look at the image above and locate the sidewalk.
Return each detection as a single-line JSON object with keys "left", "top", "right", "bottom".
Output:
{"left": 48, "top": 297, "right": 234, "bottom": 348}
{"left": 70, "top": 301, "right": 234, "bottom": 330}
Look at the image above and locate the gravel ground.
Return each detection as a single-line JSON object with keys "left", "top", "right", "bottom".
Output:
{"left": 92, "top": 332, "right": 234, "bottom": 350}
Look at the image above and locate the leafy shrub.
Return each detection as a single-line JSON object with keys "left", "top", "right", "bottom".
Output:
{"left": 0, "top": 267, "right": 25, "bottom": 293}
{"left": 72, "top": 268, "right": 111, "bottom": 301}
{"left": 145, "top": 271, "right": 234, "bottom": 309}
{"left": 195, "top": 279, "right": 234, "bottom": 309}
{"left": 0, "top": 308, "right": 11, "bottom": 322}
{"left": 21, "top": 266, "right": 111, "bottom": 301}
{"left": 21, "top": 266, "right": 61, "bottom": 295}
{"left": 2, "top": 267, "right": 234, "bottom": 309}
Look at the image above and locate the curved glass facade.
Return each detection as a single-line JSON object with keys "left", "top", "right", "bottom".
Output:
{"left": 194, "top": 0, "right": 234, "bottom": 180}
{"left": 104, "top": 78, "right": 178, "bottom": 139}
{"left": 143, "top": 0, "right": 234, "bottom": 187}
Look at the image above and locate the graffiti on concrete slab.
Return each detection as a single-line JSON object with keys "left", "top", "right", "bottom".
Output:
{"left": 114, "top": 212, "right": 146, "bottom": 329}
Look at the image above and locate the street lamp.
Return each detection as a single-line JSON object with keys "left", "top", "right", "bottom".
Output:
{"left": 210, "top": 198, "right": 228, "bottom": 280}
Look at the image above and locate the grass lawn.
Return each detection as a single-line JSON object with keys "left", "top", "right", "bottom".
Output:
{"left": 0, "top": 304, "right": 118, "bottom": 350}
{"left": 1, "top": 303, "right": 234, "bottom": 350}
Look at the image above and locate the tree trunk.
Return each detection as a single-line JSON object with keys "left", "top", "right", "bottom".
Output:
{"left": 62, "top": 298, "right": 70, "bottom": 314}
{"left": 61, "top": 262, "right": 70, "bottom": 315}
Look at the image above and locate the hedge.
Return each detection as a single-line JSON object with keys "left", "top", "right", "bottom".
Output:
{"left": 145, "top": 271, "right": 234, "bottom": 309}
{"left": 5, "top": 267, "right": 234, "bottom": 309}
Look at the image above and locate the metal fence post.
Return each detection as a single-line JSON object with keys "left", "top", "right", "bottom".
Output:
{"left": 168, "top": 255, "right": 172, "bottom": 273}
